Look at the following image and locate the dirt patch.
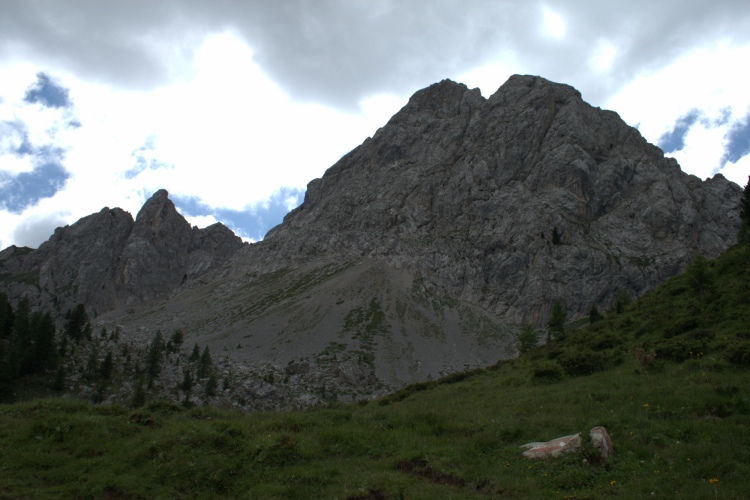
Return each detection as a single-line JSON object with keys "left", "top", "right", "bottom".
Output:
{"left": 396, "top": 458, "right": 466, "bottom": 487}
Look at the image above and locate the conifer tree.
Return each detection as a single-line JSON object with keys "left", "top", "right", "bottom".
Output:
{"left": 145, "top": 330, "right": 165, "bottom": 388}
{"left": 589, "top": 304, "right": 603, "bottom": 324}
{"left": 739, "top": 176, "right": 750, "bottom": 244}
{"left": 197, "top": 346, "right": 212, "bottom": 379}
{"left": 189, "top": 343, "right": 200, "bottom": 362}
{"left": 548, "top": 299, "right": 567, "bottom": 342}
{"left": 516, "top": 323, "right": 539, "bottom": 353}
{"left": 132, "top": 377, "right": 146, "bottom": 408}
{"left": 66, "top": 304, "right": 88, "bottom": 340}
{"left": 99, "top": 351, "right": 113, "bottom": 380}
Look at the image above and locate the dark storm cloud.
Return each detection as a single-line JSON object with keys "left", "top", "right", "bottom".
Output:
{"left": 658, "top": 109, "right": 702, "bottom": 153}
{"left": 23, "top": 72, "right": 71, "bottom": 108}
{"left": 721, "top": 111, "right": 750, "bottom": 165}
{"left": 173, "top": 188, "right": 304, "bottom": 241}
{"left": 1, "top": 1, "right": 749, "bottom": 109}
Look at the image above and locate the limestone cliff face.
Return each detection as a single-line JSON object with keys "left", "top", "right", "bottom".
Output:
{"left": 0, "top": 190, "right": 245, "bottom": 315}
{"left": 254, "top": 75, "right": 741, "bottom": 323}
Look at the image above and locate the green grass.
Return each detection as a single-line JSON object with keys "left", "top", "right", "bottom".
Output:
{"left": 2, "top": 245, "right": 750, "bottom": 498}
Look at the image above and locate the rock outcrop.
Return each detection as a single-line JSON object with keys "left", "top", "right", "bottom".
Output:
{"left": 521, "top": 426, "right": 614, "bottom": 460}
{"left": 0, "top": 189, "right": 245, "bottom": 316}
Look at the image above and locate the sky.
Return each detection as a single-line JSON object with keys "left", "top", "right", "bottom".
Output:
{"left": 1, "top": 1, "right": 749, "bottom": 249}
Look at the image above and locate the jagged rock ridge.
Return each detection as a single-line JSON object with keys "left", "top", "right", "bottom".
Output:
{"left": 0, "top": 189, "right": 245, "bottom": 316}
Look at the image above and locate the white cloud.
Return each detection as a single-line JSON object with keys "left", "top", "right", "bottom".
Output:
{"left": 541, "top": 6, "right": 566, "bottom": 39}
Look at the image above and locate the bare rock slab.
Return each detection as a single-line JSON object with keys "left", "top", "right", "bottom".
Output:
{"left": 521, "top": 426, "right": 614, "bottom": 461}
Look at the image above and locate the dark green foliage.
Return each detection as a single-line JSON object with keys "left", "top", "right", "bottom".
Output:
{"left": 197, "top": 346, "right": 212, "bottom": 379}
{"left": 516, "top": 323, "right": 539, "bottom": 353}
{"left": 613, "top": 292, "right": 632, "bottom": 314}
{"left": 85, "top": 346, "right": 99, "bottom": 379}
{"left": 132, "top": 377, "right": 146, "bottom": 408}
{"left": 531, "top": 362, "right": 563, "bottom": 381}
{"left": 99, "top": 351, "right": 114, "bottom": 380}
{"left": 51, "top": 366, "right": 65, "bottom": 392}
{"left": 189, "top": 343, "right": 200, "bottom": 361}
{"left": 146, "top": 330, "right": 165, "bottom": 388}
{"left": 557, "top": 349, "right": 611, "bottom": 376}
{"left": 588, "top": 304, "right": 602, "bottom": 323}
{"left": 31, "top": 311, "right": 57, "bottom": 373}
{"left": 168, "top": 329, "right": 184, "bottom": 353}
{"left": 0, "top": 293, "right": 13, "bottom": 339}
{"left": 739, "top": 175, "right": 750, "bottom": 244}
{"left": 65, "top": 304, "right": 89, "bottom": 340}
{"left": 205, "top": 375, "right": 218, "bottom": 397}
{"left": 181, "top": 368, "right": 193, "bottom": 393}
{"left": 687, "top": 253, "right": 713, "bottom": 294}
{"left": 548, "top": 299, "right": 566, "bottom": 341}
{"left": 725, "top": 341, "right": 750, "bottom": 366}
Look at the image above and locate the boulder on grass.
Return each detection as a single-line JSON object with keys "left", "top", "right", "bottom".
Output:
{"left": 520, "top": 426, "right": 614, "bottom": 461}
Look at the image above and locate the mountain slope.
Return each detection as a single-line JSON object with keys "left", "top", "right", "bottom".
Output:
{"left": 1, "top": 244, "right": 748, "bottom": 498}
{"left": 0, "top": 74, "right": 743, "bottom": 397}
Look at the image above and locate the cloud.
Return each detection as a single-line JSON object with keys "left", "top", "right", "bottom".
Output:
{"left": 23, "top": 72, "right": 71, "bottom": 108}
{"left": 658, "top": 109, "right": 702, "bottom": 153}
{"left": 12, "top": 212, "right": 67, "bottom": 248}
{"left": 3, "top": 1, "right": 750, "bottom": 110}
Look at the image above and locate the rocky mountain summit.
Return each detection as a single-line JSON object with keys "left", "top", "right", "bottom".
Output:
{"left": 244, "top": 74, "right": 741, "bottom": 323}
{"left": 0, "top": 189, "right": 245, "bottom": 316}
{"left": 0, "top": 75, "right": 743, "bottom": 408}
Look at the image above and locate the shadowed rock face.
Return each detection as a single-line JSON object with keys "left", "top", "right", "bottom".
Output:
{"left": 0, "top": 189, "right": 245, "bottom": 316}
{"left": 252, "top": 75, "right": 741, "bottom": 324}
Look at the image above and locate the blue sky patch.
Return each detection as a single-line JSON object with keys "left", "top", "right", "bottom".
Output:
{"left": 721, "top": 111, "right": 750, "bottom": 166}
{"left": 23, "top": 72, "right": 71, "bottom": 109}
{"left": 657, "top": 109, "right": 702, "bottom": 153}
{"left": 172, "top": 187, "right": 305, "bottom": 241}
{"left": 0, "top": 160, "right": 69, "bottom": 212}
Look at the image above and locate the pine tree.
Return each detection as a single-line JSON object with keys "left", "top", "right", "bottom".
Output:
{"left": 65, "top": 304, "right": 88, "bottom": 340}
{"left": 516, "top": 323, "right": 539, "bottom": 353}
{"left": 99, "top": 351, "right": 114, "bottom": 380}
{"left": 739, "top": 176, "right": 750, "bottom": 244}
{"left": 189, "top": 343, "right": 200, "bottom": 362}
{"left": 0, "top": 293, "right": 13, "bottom": 340}
{"left": 548, "top": 300, "right": 567, "bottom": 342}
{"left": 197, "top": 346, "right": 212, "bottom": 379}
{"left": 132, "top": 377, "right": 146, "bottom": 408}
{"left": 145, "top": 330, "right": 165, "bottom": 388}
{"left": 589, "top": 304, "right": 603, "bottom": 324}
{"left": 30, "top": 311, "right": 57, "bottom": 373}
{"left": 13, "top": 298, "right": 32, "bottom": 376}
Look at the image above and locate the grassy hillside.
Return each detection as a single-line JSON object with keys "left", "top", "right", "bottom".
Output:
{"left": 1, "top": 245, "right": 749, "bottom": 499}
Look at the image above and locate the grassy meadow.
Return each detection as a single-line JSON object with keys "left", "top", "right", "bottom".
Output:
{"left": 1, "top": 245, "right": 749, "bottom": 499}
